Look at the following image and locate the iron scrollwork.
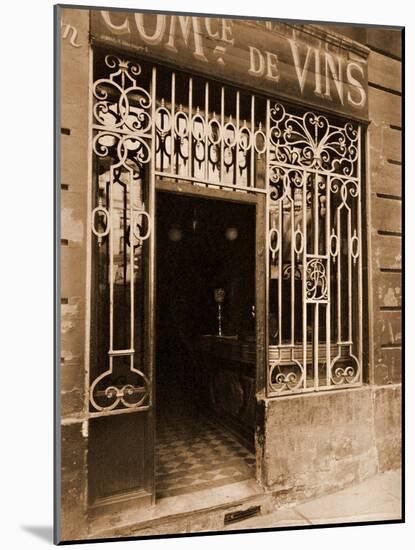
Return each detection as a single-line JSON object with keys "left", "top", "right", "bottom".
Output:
{"left": 269, "top": 103, "right": 359, "bottom": 177}
{"left": 90, "top": 54, "right": 153, "bottom": 414}
{"left": 267, "top": 101, "right": 362, "bottom": 396}
{"left": 305, "top": 258, "right": 328, "bottom": 302}
{"left": 89, "top": 54, "right": 363, "bottom": 402}
{"left": 269, "top": 359, "right": 304, "bottom": 393}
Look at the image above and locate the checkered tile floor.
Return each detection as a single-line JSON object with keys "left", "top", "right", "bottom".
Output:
{"left": 156, "top": 411, "right": 255, "bottom": 499}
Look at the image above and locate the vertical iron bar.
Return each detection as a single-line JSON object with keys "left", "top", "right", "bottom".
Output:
{"left": 188, "top": 76, "right": 193, "bottom": 178}
{"left": 220, "top": 86, "right": 224, "bottom": 187}
{"left": 250, "top": 95, "right": 255, "bottom": 189}
{"left": 313, "top": 172, "right": 319, "bottom": 388}
{"left": 302, "top": 172, "right": 308, "bottom": 388}
{"left": 205, "top": 81, "right": 209, "bottom": 182}
{"left": 278, "top": 197, "right": 282, "bottom": 346}
{"left": 109, "top": 166, "right": 114, "bottom": 354}
{"left": 347, "top": 207, "right": 352, "bottom": 342}
{"left": 314, "top": 173, "right": 319, "bottom": 254}
{"left": 149, "top": 65, "right": 157, "bottom": 502}
{"left": 337, "top": 206, "right": 341, "bottom": 343}
{"left": 290, "top": 190, "right": 295, "bottom": 345}
{"left": 314, "top": 304, "right": 319, "bottom": 388}
{"left": 170, "top": 72, "right": 175, "bottom": 175}
{"left": 150, "top": 65, "right": 157, "bottom": 382}
{"left": 265, "top": 98, "right": 270, "bottom": 395}
{"left": 108, "top": 161, "right": 115, "bottom": 398}
{"left": 235, "top": 90, "right": 240, "bottom": 189}
{"left": 326, "top": 176, "right": 331, "bottom": 387}
{"left": 129, "top": 169, "right": 134, "bottom": 372}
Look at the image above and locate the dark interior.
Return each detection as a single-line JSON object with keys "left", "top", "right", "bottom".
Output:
{"left": 155, "top": 192, "right": 256, "bottom": 419}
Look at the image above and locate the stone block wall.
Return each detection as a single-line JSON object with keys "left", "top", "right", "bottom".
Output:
{"left": 366, "top": 31, "right": 402, "bottom": 385}
{"left": 259, "top": 384, "right": 401, "bottom": 504}
{"left": 58, "top": 6, "right": 90, "bottom": 542}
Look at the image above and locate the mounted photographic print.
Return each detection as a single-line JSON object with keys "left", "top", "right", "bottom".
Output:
{"left": 55, "top": 3, "right": 404, "bottom": 543}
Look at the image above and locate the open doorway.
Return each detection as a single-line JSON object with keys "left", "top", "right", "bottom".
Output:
{"left": 155, "top": 191, "right": 257, "bottom": 499}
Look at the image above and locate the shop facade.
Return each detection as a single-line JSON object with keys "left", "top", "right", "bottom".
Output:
{"left": 57, "top": 6, "right": 402, "bottom": 541}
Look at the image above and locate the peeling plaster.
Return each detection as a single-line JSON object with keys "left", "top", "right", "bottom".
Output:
{"left": 61, "top": 303, "right": 80, "bottom": 333}
{"left": 383, "top": 287, "right": 399, "bottom": 307}
{"left": 62, "top": 318, "right": 75, "bottom": 333}
{"left": 62, "top": 208, "right": 84, "bottom": 243}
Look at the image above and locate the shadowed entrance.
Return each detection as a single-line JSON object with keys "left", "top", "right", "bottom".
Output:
{"left": 155, "top": 192, "right": 256, "bottom": 498}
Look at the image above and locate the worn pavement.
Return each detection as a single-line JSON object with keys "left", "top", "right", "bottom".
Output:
{"left": 224, "top": 469, "right": 402, "bottom": 530}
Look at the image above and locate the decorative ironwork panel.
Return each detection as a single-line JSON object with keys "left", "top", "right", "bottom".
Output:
{"left": 89, "top": 53, "right": 154, "bottom": 415}
{"left": 305, "top": 257, "right": 329, "bottom": 302}
{"left": 88, "top": 50, "right": 364, "bottom": 406}
{"left": 154, "top": 70, "right": 268, "bottom": 194}
{"left": 267, "top": 103, "right": 362, "bottom": 396}
{"left": 268, "top": 103, "right": 359, "bottom": 177}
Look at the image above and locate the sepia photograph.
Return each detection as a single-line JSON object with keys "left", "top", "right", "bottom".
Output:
{"left": 55, "top": 4, "right": 403, "bottom": 544}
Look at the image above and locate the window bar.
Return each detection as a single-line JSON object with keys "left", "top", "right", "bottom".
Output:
{"left": 235, "top": 90, "right": 240, "bottom": 189}
{"left": 326, "top": 175, "right": 332, "bottom": 387}
{"left": 108, "top": 165, "right": 115, "bottom": 365}
{"left": 220, "top": 86, "right": 225, "bottom": 187}
{"left": 357, "top": 128, "right": 363, "bottom": 380}
{"left": 302, "top": 171, "right": 308, "bottom": 388}
{"left": 204, "top": 81, "right": 209, "bottom": 182}
{"left": 170, "top": 71, "right": 175, "bottom": 175}
{"left": 336, "top": 204, "right": 342, "bottom": 346}
{"left": 109, "top": 166, "right": 115, "bottom": 353}
{"left": 188, "top": 76, "right": 193, "bottom": 179}
{"left": 250, "top": 95, "right": 255, "bottom": 189}
{"left": 129, "top": 169, "right": 135, "bottom": 375}
{"left": 278, "top": 195, "right": 283, "bottom": 347}
{"left": 314, "top": 173, "right": 319, "bottom": 255}
{"left": 313, "top": 173, "right": 319, "bottom": 388}
{"left": 290, "top": 186, "right": 295, "bottom": 345}
{"left": 149, "top": 65, "right": 157, "bottom": 401}
{"left": 347, "top": 204, "right": 352, "bottom": 344}
{"left": 314, "top": 304, "right": 319, "bottom": 388}
{"left": 265, "top": 98, "right": 271, "bottom": 391}
{"left": 123, "top": 194, "right": 128, "bottom": 287}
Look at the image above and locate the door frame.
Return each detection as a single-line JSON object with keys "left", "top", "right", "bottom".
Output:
{"left": 152, "top": 176, "right": 267, "bottom": 494}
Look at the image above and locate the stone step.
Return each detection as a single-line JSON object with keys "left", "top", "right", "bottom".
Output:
{"left": 89, "top": 479, "right": 275, "bottom": 539}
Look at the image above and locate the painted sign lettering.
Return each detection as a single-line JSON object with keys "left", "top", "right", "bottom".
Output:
{"left": 61, "top": 20, "right": 82, "bottom": 48}
{"left": 91, "top": 11, "right": 369, "bottom": 119}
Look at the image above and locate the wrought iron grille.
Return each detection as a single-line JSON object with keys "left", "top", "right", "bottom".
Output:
{"left": 153, "top": 70, "right": 268, "bottom": 194}
{"left": 266, "top": 104, "right": 363, "bottom": 395}
{"left": 89, "top": 50, "right": 363, "bottom": 415}
{"left": 89, "top": 53, "right": 154, "bottom": 415}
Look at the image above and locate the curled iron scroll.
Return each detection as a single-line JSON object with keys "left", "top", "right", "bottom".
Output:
{"left": 92, "top": 200, "right": 110, "bottom": 245}
{"left": 269, "top": 227, "right": 280, "bottom": 262}
{"left": 132, "top": 210, "right": 151, "bottom": 245}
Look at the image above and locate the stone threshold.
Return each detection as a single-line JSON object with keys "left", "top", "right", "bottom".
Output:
{"left": 88, "top": 478, "right": 275, "bottom": 539}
